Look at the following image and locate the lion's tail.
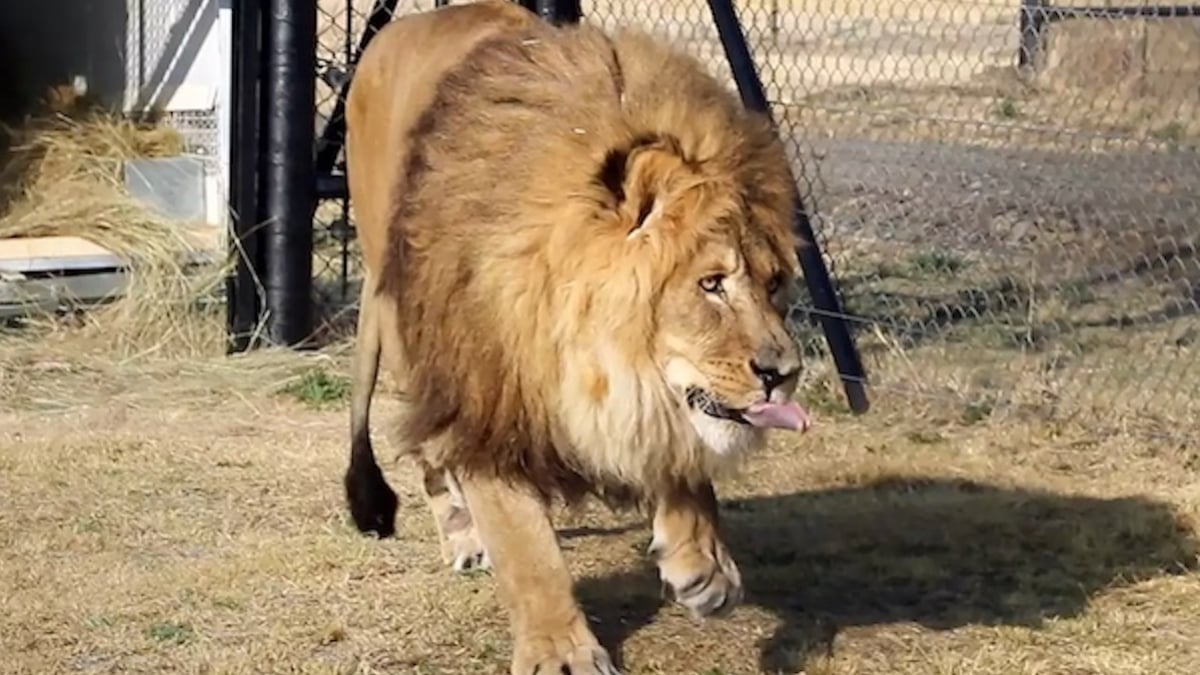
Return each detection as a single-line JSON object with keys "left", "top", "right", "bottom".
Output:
{"left": 343, "top": 277, "right": 400, "bottom": 538}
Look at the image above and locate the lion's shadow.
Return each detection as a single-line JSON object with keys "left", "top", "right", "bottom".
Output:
{"left": 574, "top": 476, "right": 1198, "bottom": 673}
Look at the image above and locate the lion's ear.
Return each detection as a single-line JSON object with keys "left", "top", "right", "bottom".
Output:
{"left": 598, "top": 148, "right": 629, "bottom": 203}
{"left": 598, "top": 147, "right": 664, "bottom": 237}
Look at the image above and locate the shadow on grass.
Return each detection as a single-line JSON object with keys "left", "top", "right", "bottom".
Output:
{"left": 826, "top": 231, "right": 1200, "bottom": 355}
{"left": 576, "top": 476, "right": 1198, "bottom": 673}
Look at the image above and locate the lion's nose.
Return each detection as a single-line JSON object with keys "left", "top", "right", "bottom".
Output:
{"left": 750, "top": 359, "right": 792, "bottom": 397}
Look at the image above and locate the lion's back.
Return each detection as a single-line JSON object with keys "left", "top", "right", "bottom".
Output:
{"left": 346, "top": 0, "right": 541, "bottom": 275}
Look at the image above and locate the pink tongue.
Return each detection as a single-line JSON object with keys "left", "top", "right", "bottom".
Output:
{"left": 743, "top": 400, "right": 811, "bottom": 431}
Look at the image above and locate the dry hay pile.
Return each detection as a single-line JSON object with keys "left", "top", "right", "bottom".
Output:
{"left": 0, "top": 104, "right": 228, "bottom": 357}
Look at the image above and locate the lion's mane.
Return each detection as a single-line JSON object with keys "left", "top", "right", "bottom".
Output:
{"left": 377, "top": 14, "right": 797, "bottom": 505}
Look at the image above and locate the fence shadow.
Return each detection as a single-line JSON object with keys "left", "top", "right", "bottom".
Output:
{"left": 832, "top": 235, "right": 1200, "bottom": 354}
{"left": 575, "top": 476, "right": 1198, "bottom": 673}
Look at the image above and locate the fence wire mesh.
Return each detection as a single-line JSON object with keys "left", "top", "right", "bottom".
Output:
{"left": 312, "top": 0, "right": 1200, "bottom": 442}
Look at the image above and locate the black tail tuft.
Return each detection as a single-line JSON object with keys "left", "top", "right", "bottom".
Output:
{"left": 344, "top": 435, "right": 399, "bottom": 538}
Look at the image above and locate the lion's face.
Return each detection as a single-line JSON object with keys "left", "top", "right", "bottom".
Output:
{"left": 614, "top": 140, "right": 811, "bottom": 455}
{"left": 657, "top": 230, "right": 809, "bottom": 455}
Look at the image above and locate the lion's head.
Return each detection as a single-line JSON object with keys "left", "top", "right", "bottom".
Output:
{"left": 588, "top": 129, "right": 810, "bottom": 460}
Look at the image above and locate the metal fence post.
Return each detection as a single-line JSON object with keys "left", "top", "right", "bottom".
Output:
{"left": 529, "top": 0, "right": 582, "bottom": 24}
{"left": 226, "top": 0, "right": 266, "bottom": 353}
{"left": 705, "top": 0, "right": 870, "bottom": 414}
{"left": 262, "top": 0, "right": 317, "bottom": 346}
{"left": 1018, "top": 0, "right": 1046, "bottom": 74}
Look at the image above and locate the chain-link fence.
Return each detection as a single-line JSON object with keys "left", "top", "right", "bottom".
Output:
{"left": 125, "top": 0, "right": 224, "bottom": 176}
{"left": 312, "top": 0, "right": 1200, "bottom": 441}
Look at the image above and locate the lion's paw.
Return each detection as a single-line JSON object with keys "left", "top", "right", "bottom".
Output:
{"left": 511, "top": 635, "right": 620, "bottom": 675}
{"left": 657, "top": 540, "right": 744, "bottom": 620}
{"left": 438, "top": 504, "right": 491, "bottom": 573}
{"left": 446, "top": 523, "right": 490, "bottom": 573}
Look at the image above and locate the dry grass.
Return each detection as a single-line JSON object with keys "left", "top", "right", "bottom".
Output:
{"left": 0, "top": 104, "right": 230, "bottom": 358}
{"left": 2, "top": 321, "right": 1198, "bottom": 674}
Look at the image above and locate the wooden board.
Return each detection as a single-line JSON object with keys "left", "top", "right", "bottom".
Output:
{"left": 0, "top": 271, "right": 129, "bottom": 319}
{"left": 0, "top": 228, "right": 223, "bottom": 271}
{"left": 0, "top": 229, "right": 224, "bottom": 319}
{"left": 0, "top": 236, "right": 125, "bottom": 274}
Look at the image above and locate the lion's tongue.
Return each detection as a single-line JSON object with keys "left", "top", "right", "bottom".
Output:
{"left": 743, "top": 400, "right": 811, "bottom": 431}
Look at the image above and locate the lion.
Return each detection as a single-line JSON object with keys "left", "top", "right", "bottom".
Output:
{"left": 342, "top": 1, "right": 813, "bottom": 673}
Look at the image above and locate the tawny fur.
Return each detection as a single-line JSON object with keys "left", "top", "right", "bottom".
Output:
{"left": 348, "top": 0, "right": 803, "bottom": 510}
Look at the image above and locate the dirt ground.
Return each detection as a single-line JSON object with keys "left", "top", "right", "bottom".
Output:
{"left": 2, "top": 329, "right": 1198, "bottom": 675}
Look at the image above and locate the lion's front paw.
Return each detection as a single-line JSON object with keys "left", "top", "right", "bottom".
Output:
{"left": 511, "top": 617, "right": 621, "bottom": 675}
{"left": 511, "top": 640, "right": 620, "bottom": 675}
{"left": 446, "top": 523, "right": 490, "bottom": 573}
{"left": 656, "top": 539, "right": 743, "bottom": 620}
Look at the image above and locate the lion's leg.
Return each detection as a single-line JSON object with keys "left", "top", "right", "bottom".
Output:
{"left": 458, "top": 473, "right": 619, "bottom": 675}
{"left": 344, "top": 274, "right": 400, "bottom": 537}
{"left": 650, "top": 480, "right": 743, "bottom": 620}
{"left": 419, "top": 460, "right": 490, "bottom": 572}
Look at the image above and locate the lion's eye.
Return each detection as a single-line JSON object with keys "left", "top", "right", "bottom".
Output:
{"left": 699, "top": 274, "right": 725, "bottom": 294}
{"left": 767, "top": 273, "right": 783, "bottom": 296}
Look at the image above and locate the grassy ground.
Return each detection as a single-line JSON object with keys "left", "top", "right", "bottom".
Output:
{"left": 2, "top": 317, "right": 1198, "bottom": 675}
{"left": 2, "top": 5, "right": 1196, "bottom": 672}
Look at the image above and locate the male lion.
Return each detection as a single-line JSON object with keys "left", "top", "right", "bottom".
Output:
{"left": 343, "top": 1, "right": 812, "bottom": 672}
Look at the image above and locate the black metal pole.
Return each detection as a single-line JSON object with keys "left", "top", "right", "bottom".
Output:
{"left": 262, "top": 0, "right": 317, "bottom": 346}
{"left": 226, "top": 0, "right": 266, "bottom": 353}
{"left": 529, "top": 0, "right": 582, "bottom": 24}
{"left": 1018, "top": 0, "right": 1045, "bottom": 72}
{"left": 314, "top": 0, "right": 402, "bottom": 176}
{"left": 704, "top": 0, "right": 870, "bottom": 415}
